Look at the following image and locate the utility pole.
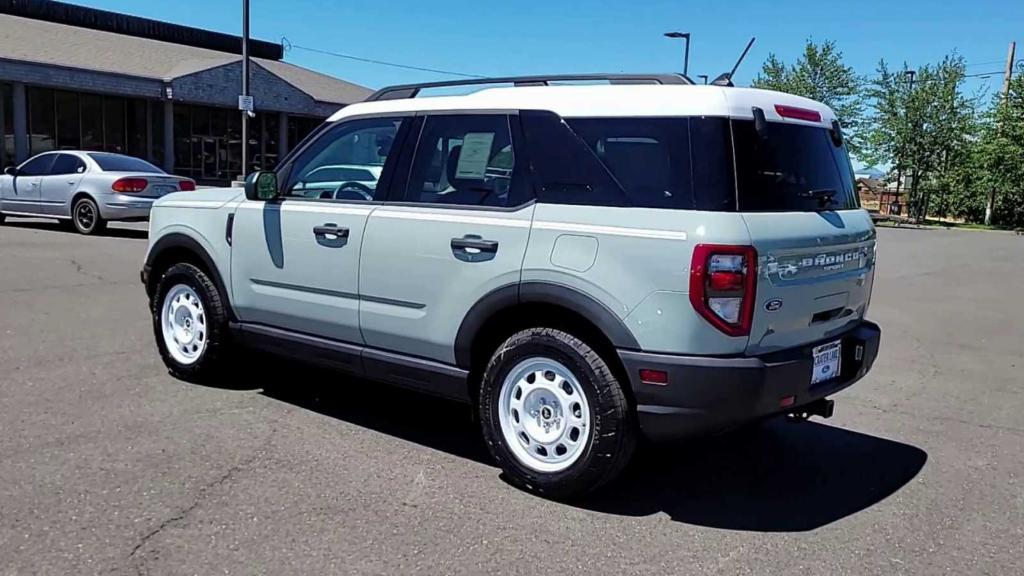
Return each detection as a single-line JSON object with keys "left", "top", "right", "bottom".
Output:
{"left": 986, "top": 41, "right": 1016, "bottom": 226}
{"left": 240, "top": 0, "right": 250, "bottom": 180}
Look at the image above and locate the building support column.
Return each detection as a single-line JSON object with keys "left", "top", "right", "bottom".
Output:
{"left": 278, "top": 111, "right": 289, "bottom": 160}
{"left": 0, "top": 87, "right": 6, "bottom": 166}
{"left": 145, "top": 100, "right": 154, "bottom": 163}
{"left": 12, "top": 82, "right": 28, "bottom": 164}
{"left": 162, "top": 99, "right": 174, "bottom": 173}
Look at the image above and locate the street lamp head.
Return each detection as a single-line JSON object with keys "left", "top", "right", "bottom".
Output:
{"left": 664, "top": 32, "right": 689, "bottom": 39}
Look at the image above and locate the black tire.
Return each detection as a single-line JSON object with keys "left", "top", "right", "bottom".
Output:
{"left": 151, "top": 262, "right": 230, "bottom": 382}
{"left": 479, "top": 327, "right": 637, "bottom": 500}
{"left": 0, "top": 212, "right": 5, "bottom": 225}
{"left": 71, "top": 196, "right": 106, "bottom": 235}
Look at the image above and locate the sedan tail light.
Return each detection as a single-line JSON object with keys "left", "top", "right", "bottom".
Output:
{"left": 179, "top": 179, "right": 196, "bottom": 191}
{"left": 690, "top": 244, "right": 757, "bottom": 337}
{"left": 112, "top": 177, "right": 148, "bottom": 193}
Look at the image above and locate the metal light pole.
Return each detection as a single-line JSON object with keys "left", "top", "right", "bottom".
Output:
{"left": 664, "top": 32, "right": 690, "bottom": 77}
{"left": 240, "top": 0, "right": 250, "bottom": 179}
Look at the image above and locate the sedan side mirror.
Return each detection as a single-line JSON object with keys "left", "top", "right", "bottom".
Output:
{"left": 244, "top": 171, "right": 280, "bottom": 201}
{"left": 4, "top": 166, "right": 18, "bottom": 177}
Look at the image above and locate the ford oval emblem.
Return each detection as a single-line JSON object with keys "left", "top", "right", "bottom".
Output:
{"left": 764, "top": 299, "right": 783, "bottom": 312}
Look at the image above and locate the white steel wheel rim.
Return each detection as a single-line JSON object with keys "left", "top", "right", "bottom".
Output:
{"left": 498, "top": 357, "right": 591, "bottom": 473}
{"left": 161, "top": 284, "right": 208, "bottom": 365}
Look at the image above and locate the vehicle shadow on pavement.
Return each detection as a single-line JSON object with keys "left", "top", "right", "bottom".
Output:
{"left": 253, "top": 361, "right": 490, "bottom": 463}
{"left": 576, "top": 420, "right": 928, "bottom": 532}
{"left": 240, "top": 360, "right": 926, "bottom": 532}
{"left": 1, "top": 220, "right": 148, "bottom": 239}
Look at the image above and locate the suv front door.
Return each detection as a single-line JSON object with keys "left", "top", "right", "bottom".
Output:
{"left": 230, "top": 116, "right": 410, "bottom": 344}
{"left": 359, "top": 113, "right": 535, "bottom": 364}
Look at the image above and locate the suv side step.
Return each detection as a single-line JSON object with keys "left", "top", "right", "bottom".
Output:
{"left": 231, "top": 323, "right": 470, "bottom": 403}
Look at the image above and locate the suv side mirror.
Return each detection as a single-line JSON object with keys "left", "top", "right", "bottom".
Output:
{"left": 244, "top": 171, "right": 280, "bottom": 201}
{"left": 4, "top": 166, "right": 18, "bottom": 177}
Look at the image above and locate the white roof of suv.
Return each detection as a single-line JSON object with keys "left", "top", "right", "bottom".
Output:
{"left": 330, "top": 85, "right": 837, "bottom": 128}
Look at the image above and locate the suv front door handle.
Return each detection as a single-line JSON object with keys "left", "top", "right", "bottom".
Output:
{"left": 313, "top": 224, "right": 349, "bottom": 238}
{"left": 313, "top": 223, "right": 349, "bottom": 248}
{"left": 451, "top": 235, "right": 498, "bottom": 262}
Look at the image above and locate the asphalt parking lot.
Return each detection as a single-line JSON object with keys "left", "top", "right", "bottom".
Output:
{"left": 1, "top": 219, "right": 1022, "bottom": 575}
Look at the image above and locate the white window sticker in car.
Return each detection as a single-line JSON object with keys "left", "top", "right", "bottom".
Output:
{"left": 454, "top": 132, "right": 495, "bottom": 179}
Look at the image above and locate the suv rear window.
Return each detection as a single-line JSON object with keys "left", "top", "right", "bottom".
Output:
{"left": 732, "top": 120, "right": 858, "bottom": 212}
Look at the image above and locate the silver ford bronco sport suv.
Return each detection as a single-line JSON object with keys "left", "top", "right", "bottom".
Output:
{"left": 142, "top": 74, "right": 880, "bottom": 499}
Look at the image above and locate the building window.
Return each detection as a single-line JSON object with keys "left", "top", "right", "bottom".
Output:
{"left": 80, "top": 94, "right": 103, "bottom": 151}
{"left": 126, "top": 100, "right": 148, "bottom": 158}
{"left": 55, "top": 91, "right": 81, "bottom": 150}
{"left": 104, "top": 97, "right": 126, "bottom": 153}
{"left": 1, "top": 83, "right": 12, "bottom": 167}
{"left": 28, "top": 87, "right": 56, "bottom": 155}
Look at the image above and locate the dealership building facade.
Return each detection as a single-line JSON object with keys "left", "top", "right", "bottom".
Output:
{"left": 0, "top": 1, "right": 370, "bottom": 183}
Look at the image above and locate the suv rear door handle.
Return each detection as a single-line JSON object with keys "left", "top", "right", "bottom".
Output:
{"left": 451, "top": 235, "right": 498, "bottom": 262}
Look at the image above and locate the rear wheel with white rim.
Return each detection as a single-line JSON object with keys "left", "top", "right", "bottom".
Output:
{"left": 480, "top": 327, "right": 636, "bottom": 499}
{"left": 151, "top": 262, "right": 229, "bottom": 381}
{"left": 72, "top": 196, "right": 106, "bottom": 235}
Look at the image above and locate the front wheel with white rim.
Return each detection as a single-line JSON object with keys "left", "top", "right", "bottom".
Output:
{"left": 480, "top": 327, "right": 637, "bottom": 499}
{"left": 151, "top": 262, "right": 229, "bottom": 382}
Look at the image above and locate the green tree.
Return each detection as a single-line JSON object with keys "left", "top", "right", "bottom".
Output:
{"left": 974, "top": 64, "right": 1024, "bottom": 227}
{"left": 862, "top": 55, "right": 977, "bottom": 221}
{"left": 752, "top": 39, "right": 866, "bottom": 156}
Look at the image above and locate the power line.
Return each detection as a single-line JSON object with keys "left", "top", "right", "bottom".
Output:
{"left": 282, "top": 39, "right": 486, "bottom": 79}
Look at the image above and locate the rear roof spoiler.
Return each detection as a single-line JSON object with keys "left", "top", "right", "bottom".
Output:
{"left": 365, "top": 73, "right": 693, "bottom": 102}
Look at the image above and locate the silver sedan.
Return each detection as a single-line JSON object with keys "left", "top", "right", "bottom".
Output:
{"left": 0, "top": 151, "right": 195, "bottom": 234}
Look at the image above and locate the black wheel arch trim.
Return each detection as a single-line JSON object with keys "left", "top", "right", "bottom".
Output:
{"left": 145, "top": 233, "right": 234, "bottom": 320}
{"left": 454, "top": 281, "right": 641, "bottom": 369}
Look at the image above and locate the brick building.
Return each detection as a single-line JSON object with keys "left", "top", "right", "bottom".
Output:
{"left": 0, "top": 0, "right": 370, "bottom": 184}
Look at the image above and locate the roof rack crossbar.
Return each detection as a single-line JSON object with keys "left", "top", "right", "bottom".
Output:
{"left": 365, "top": 73, "right": 693, "bottom": 101}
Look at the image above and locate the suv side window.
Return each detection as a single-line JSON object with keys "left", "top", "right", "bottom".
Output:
{"left": 402, "top": 114, "right": 528, "bottom": 208}
{"left": 50, "top": 154, "right": 87, "bottom": 176}
{"left": 283, "top": 117, "right": 404, "bottom": 202}
{"left": 19, "top": 154, "right": 56, "bottom": 176}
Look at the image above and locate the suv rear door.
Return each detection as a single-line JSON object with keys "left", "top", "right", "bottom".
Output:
{"left": 731, "top": 115, "right": 877, "bottom": 355}
{"left": 358, "top": 113, "right": 535, "bottom": 365}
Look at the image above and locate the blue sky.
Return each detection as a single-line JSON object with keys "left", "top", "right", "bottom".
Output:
{"left": 76, "top": 0, "right": 1020, "bottom": 97}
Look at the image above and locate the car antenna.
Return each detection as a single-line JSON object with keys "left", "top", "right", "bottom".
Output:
{"left": 711, "top": 37, "right": 756, "bottom": 87}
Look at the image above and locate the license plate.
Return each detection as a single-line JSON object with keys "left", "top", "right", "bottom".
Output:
{"left": 811, "top": 340, "right": 842, "bottom": 385}
{"left": 153, "top": 185, "right": 178, "bottom": 196}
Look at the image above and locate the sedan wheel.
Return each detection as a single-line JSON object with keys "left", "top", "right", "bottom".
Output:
{"left": 72, "top": 197, "right": 106, "bottom": 235}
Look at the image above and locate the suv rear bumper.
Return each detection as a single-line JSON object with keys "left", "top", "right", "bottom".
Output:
{"left": 618, "top": 320, "right": 881, "bottom": 442}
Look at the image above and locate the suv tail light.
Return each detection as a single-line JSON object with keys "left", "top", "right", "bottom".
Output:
{"left": 689, "top": 244, "right": 757, "bottom": 337}
{"left": 179, "top": 179, "right": 196, "bottom": 191}
{"left": 112, "top": 177, "right": 148, "bottom": 193}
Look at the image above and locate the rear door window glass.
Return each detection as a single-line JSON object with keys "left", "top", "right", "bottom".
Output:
{"left": 403, "top": 114, "right": 528, "bottom": 208}
{"left": 732, "top": 120, "right": 858, "bottom": 211}
{"left": 50, "top": 154, "right": 86, "bottom": 175}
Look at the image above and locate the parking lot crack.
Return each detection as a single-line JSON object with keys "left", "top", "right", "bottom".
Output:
{"left": 125, "top": 421, "right": 279, "bottom": 572}
{"left": 69, "top": 258, "right": 107, "bottom": 282}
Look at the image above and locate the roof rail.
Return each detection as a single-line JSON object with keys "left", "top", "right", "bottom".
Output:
{"left": 364, "top": 73, "right": 693, "bottom": 102}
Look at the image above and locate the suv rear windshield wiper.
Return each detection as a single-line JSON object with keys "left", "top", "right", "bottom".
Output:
{"left": 798, "top": 188, "right": 837, "bottom": 209}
